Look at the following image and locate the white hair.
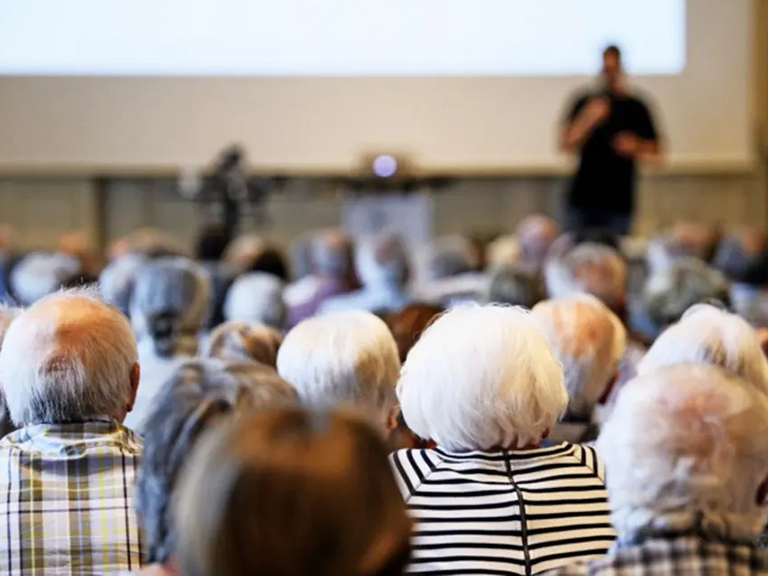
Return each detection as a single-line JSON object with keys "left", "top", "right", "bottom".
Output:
{"left": 99, "top": 253, "right": 148, "bottom": 316}
{"left": 355, "top": 234, "right": 409, "bottom": 288}
{"left": 533, "top": 295, "right": 626, "bottom": 418}
{"left": 398, "top": 304, "right": 567, "bottom": 451}
{"left": 276, "top": 311, "right": 400, "bottom": 426}
{"left": 11, "top": 252, "right": 82, "bottom": 306}
{"left": 224, "top": 273, "right": 286, "bottom": 330}
{"left": 0, "top": 290, "right": 138, "bottom": 425}
{"left": 598, "top": 363, "right": 768, "bottom": 540}
{"left": 544, "top": 243, "right": 627, "bottom": 308}
{"left": 638, "top": 304, "right": 768, "bottom": 395}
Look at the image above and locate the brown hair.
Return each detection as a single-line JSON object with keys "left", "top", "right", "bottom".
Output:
{"left": 205, "top": 321, "right": 283, "bottom": 368}
{"left": 175, "top": 408, "right": 411, "bottom": 576}
{"left": 384, "top": 303, "right": 443, "bottom": 363}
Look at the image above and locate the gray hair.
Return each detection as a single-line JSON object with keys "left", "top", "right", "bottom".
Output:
{"left": 640, "top": 258, "right": 729, "bottom": 337}
{"left": 421, "top": 236, "right": 476, "bottom": 281}
{"left": 10, "top": 251, "right": 82, "bottom": 306}
{"left": 204, "top": 321, "right": 283, "bottom": 368}
{"left": 277, "top": 311, "right": 400, "bottom": 428}
{"left": 544, "top": 242, "right": 627, "bottom": 309}
{"left": 311, "top": 229, "right": 352, "bottom": 277}
{"left": 638, "top": 304, "right": 768, "bottom": 395}
{"left": 131, "top": 258, "right": 211, "bottom": 358}
{"left": 224, "top": 273, "right": 286, "bottom": 329}
{"left": 516, "top": 215, "right": 559, "bottom": 270}
{"left": 713, "top": 229, "right": 768, "bottom": 285}
{"left": 0, "top": 290, "right": 138, "bottom": 425}
{"left": 487, "top": 264, "right": 541, "bottom": 308}
{"left": 136, "top": 359, "right": 297, "bottom": 564}
{"left": 599, "top": 363, "right": 768, "bottom": 540}
{"left": 99, "top": 253, "right": 148, "bottom": 317}
{"left": 355, "top": 234, "right": 409, "bottom": 288}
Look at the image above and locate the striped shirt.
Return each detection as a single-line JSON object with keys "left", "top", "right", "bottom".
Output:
{"left": 0, "top": 417, "right": 144, "bottom": 576}
{"left": 391, "top": 443, "right": 615, "bottom": 576}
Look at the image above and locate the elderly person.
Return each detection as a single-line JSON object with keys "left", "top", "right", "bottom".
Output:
{"left": 0, "top": 305, "right": 22, "bottom": 439}
{"left": 392, "top": 305, "right": 615, "bottom": 575}
{"left": 10, "top": 251, "right": 83, "bottom": 305}
{"left": 634, "top": 258, "right": 730, "bottom": 340}
{"left": 532, "top": 295, "right": 626, "bottom": 443}
{"left": 204, "top": 321, "right": 283, "bottom": 368}
{"left": 517, "top": 214, "right": 559, "bottom": 271}
{"left": 175, "top": 408, "right": 412, "bottom": 576}
{"left": 413, "top": 235, "right": 488, "bottom": 305}
{"left": 287, "top": 228, "right": 354, "bottom": 328}
{"left": 136, "top": 360, "right": 297, "bottom": 576}
{"left": 99, "top": 253, "right": 148, "bottom": 317}
{"left": 638, "top": 303, "right": 768, "bottom": 395}
{"left": 714, "top": 228, "right": 768, "bottom": 327}
{"left": 126, "top": 257, "right": 210, "bottom": 432}
{"left": 224, "top": 272, "right": 286, "bottom": 329}
{"left": 487, "top": 263, "right": 542, "bottom": 308}
{"left": 0, "top": 291, "right": 143, "bottom": 573}
{"left": 646, "top": 221, "right": 719, "bottom": 272}
{"left": 277, "top": 311, "right": 400, "bottom": 431}
{"left": 551, "top": 363, "right": 768, "bottom": 575}
{"left": 321, "top": 233, "right": 410, "bottom": 314}
{"left": 224, "top": 235, "right": 289, "bottom": 281}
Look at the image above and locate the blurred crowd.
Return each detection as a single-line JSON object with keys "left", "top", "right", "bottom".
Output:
{"left": 1, "top": 215, "right": 768, "bottom": 575}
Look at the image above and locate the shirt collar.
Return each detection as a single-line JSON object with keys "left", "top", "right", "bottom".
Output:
{"left": 433, "top": 443, "right": 574, "bottom": 462}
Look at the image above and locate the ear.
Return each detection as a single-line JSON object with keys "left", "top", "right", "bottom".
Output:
{"left": 757, "top": 475, "right": 768, "bottom": 506}
{"left": 387, "top": 406, "right": 401, "bottom": 434}
{"left": 598, "top": 371, "right": 619, "bottom": 405}
{"left": 126, "top": 363, "right": 140, "bottom": 413}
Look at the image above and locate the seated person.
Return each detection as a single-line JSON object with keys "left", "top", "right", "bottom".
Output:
{"left": 224, "top": 272, "right": 286, "bottom": 330}
{"left": 549, "top": 363, "right": 768, "bottom": 575}
{"left": 0, "top": 291, "right": 143, "bottom": 573}
{"left": 392, "top": 305, "right": 615, "bottom": 575}
{"left": 532, "top": 294, "right": 626, "bottom": 441}
{"left": 714, "top": 228, "right": 768, "bottom": 327}
{"left": 204, "top": 321, "right": 283, "bottom": 369}
{"left": 173, "top": 408, "right": 412, "bottom": 576}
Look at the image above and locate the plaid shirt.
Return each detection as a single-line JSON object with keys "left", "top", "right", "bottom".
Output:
{"left": 547, "top": 531, "right": 768, "bottom": 575}
{"left": 0, "top": 417, "right": 144, "bottom": 575}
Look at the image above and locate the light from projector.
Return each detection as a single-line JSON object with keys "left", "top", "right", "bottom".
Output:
{"left": 0, "top": 0, "right": 686, "bottom": 76}
{"left": 372, "top": 155, "right": 399, "bottom": 178}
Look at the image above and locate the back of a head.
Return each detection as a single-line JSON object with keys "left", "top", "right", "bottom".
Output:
{"left": 421, "top": 236, "right": 476, "bottom": 281}
{"left": 545, "top": 242, "right": 627, "bottom": 312}
{"left": 356, "top": 234, "right": 409, "bottom": 289}
{"left": 277, "top": 311, "right": 400, "bottom": 427}
{"left": 639, "top": 304, "right": 768, "bottom": 395}
{"left": 647, "top": 222, "right": 718, "bottom": 272}
{"left": 398, "top": 304, "right": 567, "bottom": 451}
{"left": 312, "top": 229, "right": 352, "bottom": 278}
{"left": 175, "top": 408, "right": 411, "bottom": 576}
{"left": 714, "top": 228, "right": 768, "bottom": 286}
{"left": 195, "top": 224, "right": 231, "bottom": 262}
{"left": 599, "top": 363, "right": 768, "bottom": 539}
{"left": 205, "top": 321, "right": 283, "bottom": 368}
{"left": 224, "top": 272, "right": 286, "bottom": 330}
{"left": 516, "top": 215, "right": 559, "bottom": 269}
{"left": 384, "top": 303, "right": 444, "bottom": 363}
{"left": 131, "top": 258, "right": 211, "bottom": 358}
{"left": 109, "top": 227, "right": 185, "bottom": 261}
{"left": 640, "top": 258, "right": 729, "bottom": 337}
{"left": 137, "top": 359, "right": 297, "bottom": 564}
{"left": 533, "top": 295, "right": 626, "bottom": 419}
{"left": 99, "top": 253, "right": 148, "bottom": 317}
{"left": 487, "top": 264, "right": 541, "bottom": 309}
{"left": 0, "top": 291, "right": 138, "bottom": 425}
{"left": 11, "top": 251, "right": 83, "bottom": 306}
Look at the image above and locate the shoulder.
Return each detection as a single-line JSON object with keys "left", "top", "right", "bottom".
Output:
{"left": 567, "top": 443, "right": 605, "bottom": 480}
{"left": 389, "top": 449, "right": 442, "bottom": 501}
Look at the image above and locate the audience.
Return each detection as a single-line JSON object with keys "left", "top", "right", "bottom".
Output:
{"left": 277, "top": 311, "right": 400, "bottom": 431}
{"left": 322, "top": 233, "right": 410, "bottom": 314}
{"left": 99, "top": 253, "right": 148, "bottom": 317}
{"left": 126, "top": 257, "right": 210, "bottom": 431}
{"left": 414, "top": 235, "right": 488, "bottom": 304}
{"left": 224, "top": 272, "right": 286, "bottom": 329}
{"left": 0, "top": 291, "right": 143, "bottom": 573}
{"left": 204, "top": 320, "right": 283, "bottom": 368}
{"left": 487, "top": 263, "right": 542, "bottom": 307}
{"left": 10, "top": 251, "right": 83, "bottom": 305}
{"left": 136, "top": 359, "right": 296, "bottom": 575}
{"left": 174, "top": 408, "right": 412, "bottom": 576}
{"left": 516, "top": 214, "right": 559, "bottom": 271}
{"left": 551, "top": 363, "right": 768, "bottom": 575}
{"left": 0, "top": 305, "right": 22, "bottom": 439}
{"left": 715, "top": 228, "right": 768, "bottom": 327}
{"left": 532, "top": 295, "right": 626, "bottom": 443}
{"left": 393, "top": 304, "right": 615, "bottom": 575}
{"left": 638, "top": 303, "right": 768, "bottom": 395}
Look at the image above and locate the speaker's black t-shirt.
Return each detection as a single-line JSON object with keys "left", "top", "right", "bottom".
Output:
{"left": 565, "top": 91, "right": 658, "bottom": 214}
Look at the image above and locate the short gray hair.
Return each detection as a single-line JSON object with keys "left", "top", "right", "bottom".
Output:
{"left": 533, "top": 295, "right": 626, "bottom": 418}
{"left": 131, "top": 258, "right": 211, "bottom": 357}
{"left": 421, "top": 236, "right": 476, "bottom": 281}
{"left": 276, "top": 311, "right": 400, "bottom": 427}
{"left": 99, "top": 253, "right": 148, "bottom": 317}
{"left": 640, "top": 258, "right": 729, "bottom": 337}
{"left": 224, "top": 273, "right": 286, "bottom": 329}
{"left": 10, "top": 251, "right": 82, "bottom": 306}
{"left": 638, "top": 304, "right": 768, "bottom": 395}
{"left": 204, "top": 321, "right": 283, "bottom": 368}
{"left": 544, "top": 243, "right": 627, "bottom": 308}
{"left": 136, "top": 359, "right": 297, "bottom": 564}
{"left": 398, "top": 304, "right": 567, "bottom": 450}
{"left": 487, "top": 264, "right": 540, "bottom": 308}
{"left": 599, "top": 363, "right": 768, "bottom": 540}
{"left": 0, "top": 290, "right": 138, "bottom": 425}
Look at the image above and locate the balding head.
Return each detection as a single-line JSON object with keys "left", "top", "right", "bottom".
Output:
{"left": 516, "top": 215, "right": 559, "bottom": 270}
{"left": 0, "top": 291, "right": 139, "bottom": 426}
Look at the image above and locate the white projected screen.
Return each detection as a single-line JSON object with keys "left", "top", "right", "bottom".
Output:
{"left": 0, "top": 0, "right": 685, "bottom": 76}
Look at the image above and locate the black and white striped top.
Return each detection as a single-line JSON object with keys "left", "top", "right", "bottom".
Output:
{"left": 390, "top": 443, "right": 615, "bottom": 576}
